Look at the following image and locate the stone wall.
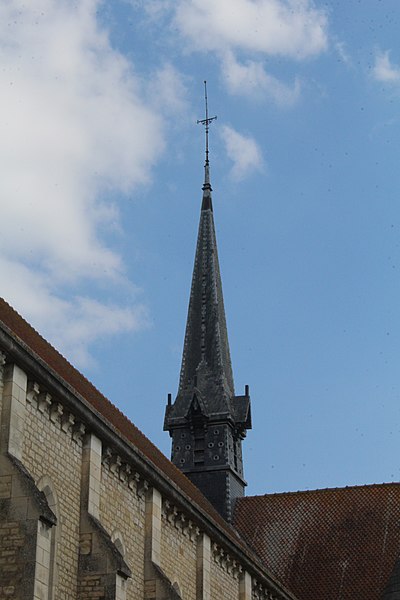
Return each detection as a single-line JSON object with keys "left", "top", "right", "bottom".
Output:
{"left": 100, "top": 458, "right": 146, "bottom": 599}
{"left": 0, "top": 517, "right": 25, "bottom": 598}
{"left": 160, "top": 507, "right": 197, "bottom": 600}
{"left": 22, "top": 383, "right": 82, "bottom": 599}
{"left": 210, "top": 544, "right": 241, "bottom": 600}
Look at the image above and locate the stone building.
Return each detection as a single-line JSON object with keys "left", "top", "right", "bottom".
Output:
{"left": 2, "top": 107, "right": 400, "bottom": 598}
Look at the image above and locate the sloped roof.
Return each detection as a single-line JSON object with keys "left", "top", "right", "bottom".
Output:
{"left": 165, "top": 183, "right": 251, "bottom": 434}
{"left": 0, "top": 297, "right": 296, "bottom": 600}
{"left": 174, "top": 188, "right": 234, "bottom": 412}
{"left": 234, "top": 484, "right": 400, "bottom": 600}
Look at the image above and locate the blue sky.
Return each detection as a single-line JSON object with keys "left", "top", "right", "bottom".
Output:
{"left": 2, "top": 0, "right": 400, "bottom": 495}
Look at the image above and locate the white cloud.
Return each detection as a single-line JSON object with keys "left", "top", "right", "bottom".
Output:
{"left": 220, "top": 125, "right": 264, "bottom": 180}
{"left": 0, "top": 0, "right": 164, "bottom": 365}
{"left": 127, "top": 1, "right": 328, "bottom": 104}
{"left": 174, "top": 0, "right": 327, "bottom": 59}
{"left": 172, "top": 0, "right": 327, "bottom": 102}
{"left": 373, "top": 50, "right": 400, "bottom": 84}
{"left": 147, "top": 63, "right": 190, "bottom": 116}
{"left": 222, "top": 51, "right": 301, "bottom": 105}
{"left": 0, "top": 256, "right": 148, "bottom": 368}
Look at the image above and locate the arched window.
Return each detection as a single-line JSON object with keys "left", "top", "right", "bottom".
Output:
{"left": 111, "top": 530, "right": 127, "bottom": 600}
{"left": 37, "top": 476, "right": 59, "bottom": 600}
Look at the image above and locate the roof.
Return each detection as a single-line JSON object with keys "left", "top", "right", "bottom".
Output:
{"left": 0, "top": 297, "right": 295, "bottom": 600}
{"left": 165, "top": 182, "right": 251, "bottom": 432}
{"left": 176, "top": 186, "right": 234, "bottom": 406}
{"left": 234, "top": 484, "right": 400, "bottom": 600}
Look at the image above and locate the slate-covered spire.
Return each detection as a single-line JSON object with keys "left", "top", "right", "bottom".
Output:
{"left": 178, "top": 110, "right": 234, "bottom": 406}
{"left": 164, "top": 83, "right": 251, "bottom": 522}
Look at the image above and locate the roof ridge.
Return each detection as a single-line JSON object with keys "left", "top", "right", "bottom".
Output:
{"left": 241, "top": 481, "right": 400, "bottom": 500}
{"left": 0, "top": 297, "right": 108, "bottom": 399}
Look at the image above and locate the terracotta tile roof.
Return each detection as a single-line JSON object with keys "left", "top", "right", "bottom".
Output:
{"left": 234, "top": 484, "right": 400, "bottom": 600}
{"left": 0, "top": 297, "right": 295, "bottom": 599}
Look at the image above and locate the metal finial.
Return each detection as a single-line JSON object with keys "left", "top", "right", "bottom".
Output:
{"left": 197, "top": 81, "right": 217, "bottom": 189}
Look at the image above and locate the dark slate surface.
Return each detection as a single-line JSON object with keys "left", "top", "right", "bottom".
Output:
{"left": 164, "top": 181, "right": 251, "bottom": 521}
{"left": 176, "top": 187, "right": 234, "bottom": 410}
{"left": 164, "top": 184, "right": 250, "bottom": 429}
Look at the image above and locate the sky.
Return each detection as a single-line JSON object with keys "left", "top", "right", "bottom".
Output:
{"left": 2, "top": 0, "right": 400, "bottom": 496}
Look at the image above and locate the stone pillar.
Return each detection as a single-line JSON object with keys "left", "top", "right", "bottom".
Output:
{"left": 239, "top": 571, "right": 252, "bottom": 600}
{"left": 81, "top": 433, "right": 102, "bottom": 519}
{"left": 197, "top": 533, "right": 211, "bottom": 600}
{"left": 33, "top": 519, "right": 52, "bottom": 600}
{"left": 0, "top": 363, "right": 27, "bottom": 459}
{"left": 116, "top": 573, "right": 127, "bottom": 600}
{"left": 145, "top": 487, "right": 162, "bottom": 570}
{"left": 78, "top": 436, "right": 132, "bottom": 599}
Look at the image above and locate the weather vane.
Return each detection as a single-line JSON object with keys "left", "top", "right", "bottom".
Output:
{"left": 197, "top": 81, "right": 217, "bottom": 171}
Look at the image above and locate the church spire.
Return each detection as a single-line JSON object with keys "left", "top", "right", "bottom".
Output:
{"left": 164, "top": 84, "right": 251, "bottom": 522}
{"left": 178, "top": 81, "right": 234, "bottom": 400}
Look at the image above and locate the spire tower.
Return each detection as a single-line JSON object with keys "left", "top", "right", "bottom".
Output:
{"left": 164, "top": 84, "right": 251, "bottom": 521}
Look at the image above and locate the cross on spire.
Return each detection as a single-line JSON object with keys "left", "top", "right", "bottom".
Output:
{"left": 197, "top": 80, "right": 217, "bottom": 190}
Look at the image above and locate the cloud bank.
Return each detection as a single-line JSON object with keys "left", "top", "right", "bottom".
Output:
{"left": 222, "top": 51, "right": 301, "bottom": 105}
{"left": 0, "top": 0, "right": 164, "bottom": 365}
{"left": 175, "top": 0, "right": 327, "bottom": 58}
{"left": 173, "top": 0, "right": 328, "bottom": 103}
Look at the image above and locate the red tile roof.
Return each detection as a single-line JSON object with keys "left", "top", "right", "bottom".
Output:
{"left": 234, "top": 484, "right": 400, "bottom": 600}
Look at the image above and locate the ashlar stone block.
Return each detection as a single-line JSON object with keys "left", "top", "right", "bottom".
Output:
{"left": 0, "top": 364, "right": 27, "bottom": 461}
